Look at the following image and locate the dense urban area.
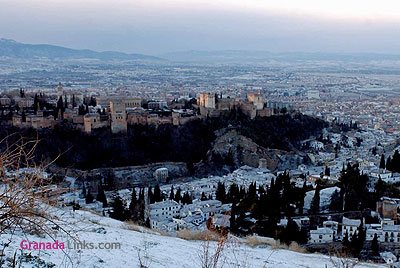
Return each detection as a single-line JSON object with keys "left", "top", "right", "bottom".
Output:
{"left": 2, "top": 41, "right": 400, "bottom": 267}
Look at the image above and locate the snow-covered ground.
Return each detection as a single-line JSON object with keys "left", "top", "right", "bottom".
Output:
{"left": 0, "top": 207, "right": 381, "bottom": 268}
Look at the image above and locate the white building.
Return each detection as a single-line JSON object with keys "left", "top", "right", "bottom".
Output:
{"left": 309, "top": 228, "right": 334, "bottom": 244}
{"left": 154, "top": 168, "right": 169, "bottom": 181}
{"left": 323, "top": 220, "right": 339, "bottom": 240}
{"left": 145, "top": 200, "right": 181, "bottom": 229}
{"left": 342, "top": 217, "right": 361, "bottom": 237}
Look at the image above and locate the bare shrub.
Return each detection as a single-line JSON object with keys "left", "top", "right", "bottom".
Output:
{"left": 197, "top": 231, "right": 228, "bottom": 268}
{"left": 226, "top": 236, "right": 250, "bottom": 268}
{"left": 135, "top": 235, "right": 153, "bottom": 268}
{"left": 0, "top": 135, "right": 72, "bottom": 266}
{"left": 330, "top": 252, "right": 359, "bottom": 268}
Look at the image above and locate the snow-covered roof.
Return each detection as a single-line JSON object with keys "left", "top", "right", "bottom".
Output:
{"left": 342, "top": 217, "right": 361, "bottom": 227}
{"left": 310, "top": 228, "right": 334, "bottom": 235}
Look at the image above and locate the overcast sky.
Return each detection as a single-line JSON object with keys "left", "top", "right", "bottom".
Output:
{"left": 1, "top": 0, "right": 400, "bottom": 55}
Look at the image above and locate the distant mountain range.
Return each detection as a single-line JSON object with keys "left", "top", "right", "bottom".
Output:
{"left": 0, "top": 38, "right": 162, "bottom": 61}
{"left": 2, "top": 38, "right": 400, "bottom": 63}
{"left": 160, "top": 50, "right": 400, "bottom": 63}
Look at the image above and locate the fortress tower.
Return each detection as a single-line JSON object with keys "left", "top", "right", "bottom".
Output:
{"left": 110, "top": 100, "right": 127, "bottom": 133}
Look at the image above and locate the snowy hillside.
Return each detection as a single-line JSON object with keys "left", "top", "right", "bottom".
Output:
{"left": 0, "top": 207, "right": 380, "bottom": 268}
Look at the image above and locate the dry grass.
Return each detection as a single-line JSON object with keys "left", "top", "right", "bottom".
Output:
{"left": 123, "top": 220, "right": 169, "bottom": 236}
{"left": 288, "top": 242, "right": 308, "bottom": 253}
{"left": 81, "top": 207, "right": 103, "bottom": 217}
{"left": 244, "top": 235, "right": 275, "bottom": 247}
{"left": 244, "top": 235, "right": 307, "bottom": 254}
{"left": 177, "top": 229, "right": 221, "bottom": 241}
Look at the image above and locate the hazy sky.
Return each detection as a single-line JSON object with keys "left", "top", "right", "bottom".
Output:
{"left": 1, "top": 0, "right": 400, "bottom": 55}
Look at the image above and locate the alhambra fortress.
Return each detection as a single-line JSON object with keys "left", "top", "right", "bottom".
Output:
{"left": 2, "top": 84, "right": 275, "bottom": 134}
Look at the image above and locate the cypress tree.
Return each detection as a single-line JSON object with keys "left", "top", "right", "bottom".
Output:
{"left": 299, "top": 180, "right": 307, "bottom": 214}
{"left": 97, "top": 185, "right": 108, "bottom": 208}
{"left": 33, "top": 94, "right": 39, "bottom": 113}
{"left": 139, "top": 188, "right": 144, "bottom": 201}
{"left": 310, "top": 181, "right": 321, "bottom": 214}
{"left": 182, "top": 192, "right": 192, "bottom": 205}
{"left": 169, "top": 185, "right": 175, "bottom": 200}
{"left": 325, "top": 166, "right": 330, "bottom": 176}
{"left": 129, "top": 188, "right": 137, "bottom": 211}
{"left": 380, "top": 154, "right": 386, "bottom": 169}
{"left": 174, "top": 187, "right": 182, "bottom": 203}
{"left": 154, "top": 184, "right": 161, "bottom": 202}
{"left": 371, "top": 233, "right": 379, "bottom": 256}
{"left": 85, "top": 189, "right": 94, "bottom": 204}
{"left": 329, "top": 189, "right": 341, "bottom": 212}
{"left": 21, "top": 111, "right": 26, "bottom": 122}
{"left": 148, "top": 187, "right": 154, "bottom": 204}
{"left": 386, "top": 156, "right": 393, "bottom": 172}
{"left": 110, "top": 194, "right": 127, "bottom": 221}
{"left": 216, "top": 182, "right": 226, "bottom": 203}
{"left": 81, "top": 184, "right": 87, "bottom": 196}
